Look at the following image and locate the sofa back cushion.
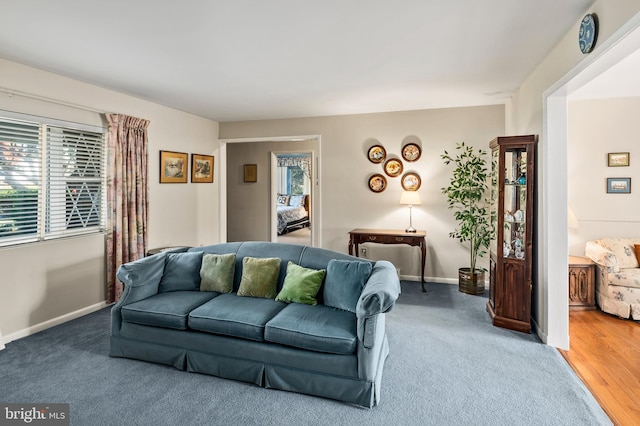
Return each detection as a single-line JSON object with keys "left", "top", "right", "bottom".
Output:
{"left": 159, "top": 252, "right": 203, "bottom": 292}
{"left": 323, "top": 259, "right": 373, "bottom": 313}
{"left": 597, "top": 238, "right": 640, "bottom": 270}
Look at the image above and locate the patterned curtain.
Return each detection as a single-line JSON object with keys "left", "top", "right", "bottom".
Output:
{"left": 277, "top": 155, "right": 312, "bottom": 179}
{"left": 105, "top": 114, "right": 150, "bottom": 303}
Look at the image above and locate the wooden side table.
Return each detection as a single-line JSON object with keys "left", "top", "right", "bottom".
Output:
{"left": 348, "top": 228, "right": 427, "bottom": 292}
{"left": 568, "top": 255, "right": 596, "bottom": 310}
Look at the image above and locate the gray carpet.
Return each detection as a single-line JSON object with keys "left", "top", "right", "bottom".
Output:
{"left": 0, "top": 282, "right": 611, "bottom": 425}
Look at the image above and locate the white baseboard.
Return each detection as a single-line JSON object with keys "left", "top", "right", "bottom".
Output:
{"left": 0, "top": 301, "right": 108, "bottom": 347}
{"left": 399, "top": 275, "right": 488, "bottom": 287}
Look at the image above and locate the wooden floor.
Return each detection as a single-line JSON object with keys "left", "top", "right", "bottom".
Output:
{"left": 559, "top": 309, "right": 640, "bottom": 426}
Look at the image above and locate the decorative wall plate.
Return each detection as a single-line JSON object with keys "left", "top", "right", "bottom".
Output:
{"left": 368, "top": 174, "right": 387, "bottom": 193}
{"left": 401, "top": 172, "right": 421, "bottom": 191}
{"left": 402, "top": 143, "right": 421, "bottom": 162}
{"left": 383, "top": 158, "right": 403, "bottom": 177}
{"left": 579, "top": 13, "right": 598, "bottom": 54}
{"left": 367, "top": 145, "right": 386, "bottom": 163}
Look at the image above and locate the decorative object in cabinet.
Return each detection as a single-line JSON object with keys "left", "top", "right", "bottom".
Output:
{"left": 486, "top": 135, "right": 537, "bottom": 333}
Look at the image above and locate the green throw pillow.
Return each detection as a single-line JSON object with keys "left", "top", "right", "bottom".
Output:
{"left": 276, "top": 261, "right": 326, "bottom": 305}
{"left": 200, "top": 253, "right": 236, "bottom": 293}
{"left": 237, "top": 257, "right": 281, "bottom": 298}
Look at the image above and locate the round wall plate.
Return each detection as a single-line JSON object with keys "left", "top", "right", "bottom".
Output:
{"left": 368, "top": 174, "right": 387, "bottom": 192}
{"left": 579, "top": 14, "right": 598, "bottom": 54}
{"left": 367, "top": 145, "right": 386, "bottom": 163}
{"left": 383, "top": 158, "right": 403, "bottom": 177}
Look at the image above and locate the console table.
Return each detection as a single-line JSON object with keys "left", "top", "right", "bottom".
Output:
{"left": 348, "top": 228, "right": 427, "bottom": 292}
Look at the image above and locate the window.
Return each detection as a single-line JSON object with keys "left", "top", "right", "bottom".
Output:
{"left": 0, "top": 113, "right": 106, "bottom": 246}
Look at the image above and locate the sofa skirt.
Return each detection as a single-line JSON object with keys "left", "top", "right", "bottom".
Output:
{"left": 110, "top": 323, "right": 388, "bottom": 407}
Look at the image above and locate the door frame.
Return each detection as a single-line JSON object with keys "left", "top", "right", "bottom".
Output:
{"left": 271, "top": 150, "right": 315, "bottom": 244}
{"left": 218, "top": 135, "right": 321, "bottom": 246}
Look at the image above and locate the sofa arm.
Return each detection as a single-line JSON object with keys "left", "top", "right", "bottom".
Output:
{"left": 115, "top": 252, "right": 167, "bottom": 306}
{"left": 356, "top": 260, "right": 401, "bottom": 319}
{"left": 585, "top": 240, "right": 619, "bottom": 273}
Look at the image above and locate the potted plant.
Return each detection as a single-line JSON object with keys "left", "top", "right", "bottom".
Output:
{"left": 441, "top": 142, "right": 493, "bottom": 294}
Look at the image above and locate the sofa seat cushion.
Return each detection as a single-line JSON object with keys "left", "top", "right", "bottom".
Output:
{"left": 265, "top": 304, "right": 357, "bottom": 355}
{"left": 607, "top": 269, "right": 640, "bottom": 289}
{"left": 188, "top": 293, "right": 287, "bottom": 341}
{"left": 121, "top": 291, "right": 218, "bottom": 330}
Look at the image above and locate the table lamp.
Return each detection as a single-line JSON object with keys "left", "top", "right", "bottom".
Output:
{"left": 400, "top": 191, "right": 421, "bottom": 233}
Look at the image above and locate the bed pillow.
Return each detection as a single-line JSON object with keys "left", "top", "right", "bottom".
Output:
{"left": 200, "top": 253, "right": 236, "bottom": 293}
{"left": 277, "top": 194, "right": 289, "bottom": 206}
{"left": 276, "top": 261, "right": 326, "bottom": 305}
{"left": 289, "top": 195, "right": 305, "bottom": 207}
{"left": 237, "top": 257, "right": 281, "bottom": 298}
{"left": 323, "top": 259, "right": 373, "bottom": 313}
{"left": 158, "top": 252, "right": 204, "bottom": 292}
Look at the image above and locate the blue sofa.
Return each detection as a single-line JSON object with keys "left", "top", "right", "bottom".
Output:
{"left": 109, "top": 242, "right": 401, "bottom": 407}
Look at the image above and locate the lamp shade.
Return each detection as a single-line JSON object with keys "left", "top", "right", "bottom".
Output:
{"left": 400, "top": 191, "right": 421, "bottom": 205}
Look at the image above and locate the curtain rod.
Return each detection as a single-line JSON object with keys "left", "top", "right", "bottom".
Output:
{"left": 0, "top": 87, "right": 106, "bottom": 115}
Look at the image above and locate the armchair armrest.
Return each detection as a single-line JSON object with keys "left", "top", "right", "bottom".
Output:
{"left": 585, "top": 240, "right": 619, "bottom": 273}
{"left": 356, "top": 260, "right": 401, "bottom": 319}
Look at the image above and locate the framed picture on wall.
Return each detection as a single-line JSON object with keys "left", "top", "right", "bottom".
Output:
{"left": 244, "top": 164, "right": 257, "bottom": 182}
{"left": 606, "top": 177, "right": 631, "bottom": 193}
{"left": 607, "top": 152, "right": 630, "bottom": 167}
{"left": 191, "top": 154, "right": 214, "bottom": 183}
{"left": 160, "top": 150, "right": 188, "bottom": 183}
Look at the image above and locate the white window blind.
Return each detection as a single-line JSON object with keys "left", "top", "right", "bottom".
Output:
{"left": 0, "top": 118, "right": 41, "bottom": 245}
{"left": 0, "top": 113, "right": 106, "bottom": 247}
{"left": 46, "top": 126, "right": 105, "bottom": 239}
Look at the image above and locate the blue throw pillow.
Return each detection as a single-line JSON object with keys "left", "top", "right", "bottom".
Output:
{"left": 159, "top": 252, "right": 204, "bottom": 292}
{"left": 323, "top": 259, "right": 373, "bottom": 313}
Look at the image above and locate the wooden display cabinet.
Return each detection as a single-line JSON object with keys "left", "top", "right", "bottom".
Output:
{"left": 486, "top": 135, "right": 537, "bottom": 333}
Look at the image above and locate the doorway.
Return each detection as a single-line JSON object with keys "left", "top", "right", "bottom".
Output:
{"left": 218, "top": 135, "right": 321, "bottom": 246}
{"left": 543, "top": 14, "right": 640, "bottom": 349}
{"left": 272, "top": 151, "right": 313, "bottom": 246}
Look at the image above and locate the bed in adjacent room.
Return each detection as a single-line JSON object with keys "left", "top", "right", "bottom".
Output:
{"left": 277, "top": 194, "right": 309, "bottom": 235}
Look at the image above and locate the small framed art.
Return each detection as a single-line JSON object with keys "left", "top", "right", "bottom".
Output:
{"left": 607, "top": 152, "right": 629, "bottom": 167}
{"left": 244, "top": 164, "right": 258, "bottom": 182}
{"left": 606, "top": 177, "right": 631, "bottom": 193}
{"left": 191, "top": 154, "right": 214, "bottom": 183}
{"left": 160, "top": 150, "right": 188, "bottom": 183}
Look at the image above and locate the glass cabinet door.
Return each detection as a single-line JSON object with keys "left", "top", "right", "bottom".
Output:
{"left": 502, "top": 149, "right": 527, "bottom": 260}
{"left": 489, "top": 149, "right": 499, "bottom": 255}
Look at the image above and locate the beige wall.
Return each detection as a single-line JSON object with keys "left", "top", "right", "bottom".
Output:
{"left": 0, "top": 58, "right": 219, "bottom": 341}
{"left": 568, "top": 98, "right": 640, "bottom": 254}
{"left": 226, "top": 139, "right": 316, "bottom": 242}
{"left": 220, "top": 105, "right": 505, "bottom": 281}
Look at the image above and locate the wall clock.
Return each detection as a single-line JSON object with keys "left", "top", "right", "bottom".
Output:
{"left": 579, "top": 13, "right": 598, "bottom": 54}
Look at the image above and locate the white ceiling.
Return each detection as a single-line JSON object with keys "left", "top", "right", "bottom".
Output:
{"left": 0, "top": 1, "right": 594, "bottom": 122}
